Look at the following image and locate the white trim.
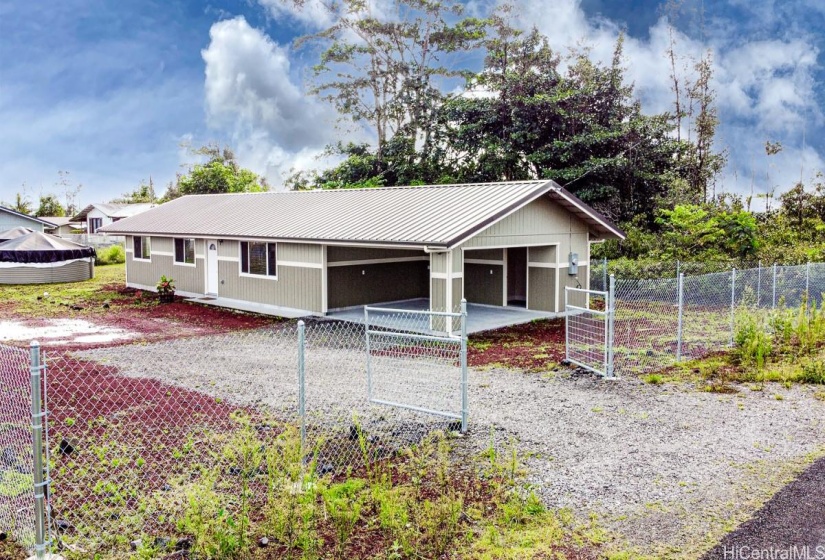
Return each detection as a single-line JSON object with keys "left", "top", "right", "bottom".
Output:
{"left": 239, "top": 271, "right": 279, "bottom": 281}
{"left": 126, "top": 282, "right": 203, "bottom": 299}
{"left": 110, "top": 233, "right": 435, "bottom": 251}
{"left": 430, "top": 272, "right": 449, "bottom": 279}
{"left": 321, "top": 245, "right": 328, "bottom": 313}
{"left": 553, "top": 189, "right": 625, "bottom": 240}
{"left": 0, "top": 257, "right": 93, "bottom": 269}
{"left": 327, "top": 256, "right": 428, "bottom": 267}
{"left": 279, "top": 260, "right": 323, "bottom": 269}
{"left": 133, "top": 257, "right": 152, "bottom": 263}
{"left": 527, "top": 262, "right": 558, "bottom": 269}
{"left": 152, "top": 251, "right": 174, "bottom": 257}
{"left": 173, "top": 261, "right": 197, "bottom": 268}
{"left": 502, "top": 248, "right": 508, "bottom": 306}
{"left": 218, "top": 256, "right": 240, "bottom": 262}
{"left": 464, "top": 258, "right": 504, "bottom": 266}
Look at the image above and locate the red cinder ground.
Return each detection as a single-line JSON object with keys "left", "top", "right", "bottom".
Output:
{"left": 468, "top": 318, "right": 566, "bottom": 371}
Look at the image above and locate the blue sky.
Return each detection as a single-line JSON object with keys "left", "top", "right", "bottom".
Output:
{"left": 0, "top": 0, "right": 823, "bottom": 209}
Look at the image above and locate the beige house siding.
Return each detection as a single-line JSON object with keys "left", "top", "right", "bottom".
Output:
{"left": 556, "top": 265, "right": 589, "bottom": 311}
{"left": 527, "top": 267, "right": 557, "bottom": 311}
{"left": 218, "top": 261, "right": 323, "bottom": 312}
{"left": 459, "top": 197, "right": 590, "bottom": 261}
{"left": 464, "top": 263, "right": 503, "bottom": 306}
{"left": 327, "top": 246, "right": 424, "bottom": 263}
{"left": 125, "top": 236, "right": 205, "bottom": 295}
{"left": 0, "top": 260, "right": 93, "bottom": 285}
{"left": 327, "top": 260, "right": 428, "bottom": 309}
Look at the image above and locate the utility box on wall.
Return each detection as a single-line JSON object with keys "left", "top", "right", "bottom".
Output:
{"left": 568, "top": 252, "right": 579, "bottom": 275}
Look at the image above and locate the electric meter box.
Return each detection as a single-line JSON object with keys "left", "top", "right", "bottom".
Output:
{"left": 568, "top": 252, "right": 579, "bottom": 275}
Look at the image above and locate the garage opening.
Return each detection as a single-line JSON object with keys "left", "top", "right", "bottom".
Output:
{"left": 506, "top": 247, "right": 527, "bottom": 307}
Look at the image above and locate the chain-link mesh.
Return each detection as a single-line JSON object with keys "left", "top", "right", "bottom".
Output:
{"left": 565, "top": 288, "right": 609, "bottom": 376}
{"left": 301, "top": 308, "right": 466, "bottom": 474}
{"left": 32, "top": 312, "right": 467, "bottom": 557}
{"left": 610, "top": 262, "right": 825, "bottom": 376}
{"left": 0, "top": 344, "right": 35, "bottom": 550}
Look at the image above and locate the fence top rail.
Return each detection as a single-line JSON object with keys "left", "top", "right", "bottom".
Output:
{"left": 565, "top": 304, "right": 608, "bottom": 315}
{"left": 366, "top": 329, "right": 462, "bottom": 343}
{"left": 364, "top": 306, "right": 463, "bottom": 318}
{"left": 565, "top": 287, "right": 608, "bottom": 297}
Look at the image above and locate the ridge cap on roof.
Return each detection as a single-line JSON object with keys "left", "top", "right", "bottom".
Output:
{"left": 177, "top": 180, "right": 555, "bottom": 199}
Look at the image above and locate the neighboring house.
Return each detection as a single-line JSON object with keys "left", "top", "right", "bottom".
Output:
{"left": 72, "top": 203, "right": 156, "bottom": 233}
{"left": 41, "top": 216, "right": 81, "bottom": 237}
{"left": 0, "top": 206, "right": 56, "bottom": 233}
{"left": 101, "top": 180, "right": 624, "bottom": 317}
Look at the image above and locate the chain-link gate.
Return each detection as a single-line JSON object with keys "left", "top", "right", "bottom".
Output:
{"left": 365, "top": 302, "right": 468, "bottom": 432}
{"left": 565, "top": 284, "right": 615, "bottom": 377}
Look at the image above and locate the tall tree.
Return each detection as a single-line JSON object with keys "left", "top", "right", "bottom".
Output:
{"left": 114, "top": 178, "right": 157, "bottom": 204}
{"left": 35, "top": 194, "right": 66, "bottom": 217}
{"left": 293, "top": 0, "right": 486, "bottom": 162}
{"left": 162, "top": 145, "right": 268, "bottom": 201}
{"left": 9, "top": 192, "right": 32, "bottom": 215}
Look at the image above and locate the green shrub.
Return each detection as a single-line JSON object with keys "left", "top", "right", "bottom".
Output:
{"left": 95, "top": 244, "right": 125, "bottom": 265}
{"left": 799, "top": 360, "right": 825, "bottom": 384}
{"left": 734, "top": 314, "right": 772, "bottom": 369}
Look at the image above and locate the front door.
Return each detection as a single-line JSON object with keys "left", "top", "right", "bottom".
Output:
{"left": 206, "top": 240, "right": 219, "bottom": 296}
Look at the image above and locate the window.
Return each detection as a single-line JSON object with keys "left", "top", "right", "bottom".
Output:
{"left": 241, "top": 241, "right": 277, "bottom": 277}
{"left": 174, "top": 238, "right": 195, "bottom": 264}
{"left": 133, "top": 236, "right": 151, "bottom": 260}
{"left": 88, "top": 217, "right": 102, "bottom": 233}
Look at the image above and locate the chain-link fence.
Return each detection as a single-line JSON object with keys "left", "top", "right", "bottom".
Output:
{"left": 0, "top": 343, "right": 35, "bottom": 549}
{"left": 0, "top": 308, "right": 468, "bottom": 558}
{"left": 611, "top": 262, "right": 825, "bottom": 376}
{"left": 564, "top": 287, "right": 613, "bottom": 377}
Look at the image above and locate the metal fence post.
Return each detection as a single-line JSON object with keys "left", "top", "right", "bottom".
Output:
{"left": 30, "top": 341, "right": 47, "bottom": 560}
{"left": 602, "top": 257, "right": 607, "bottom": 291}
{"left": 676, "top": 273, "right": 684, "bottom": 362}
{"left": 756, "top": 260, "right": 762, "bottom": 308}
{"left": 806, "top": 261, "right": 811, "bottom": 307}
{"left": 564, "top": 288, "right": 570, "bottom": 364}
{"left": 364, "top": 307, "right": 372, "bottom": 400}
{"left": 676, "top": 259, "right": 680, "bottom": 279}
{"left": 730, "top": 268, "right": 737, "bottom": 346}
{"left": 606, "top": 275, "right": 616, "bottom": 378}
{"left": 773, "top": 263, "right": 777, "bottom": 309}
{"left": 460, "top": 298, "right": 468, "bottom": 433}
{"left": 297, "top": 321, "right": 306, "bottom": 452}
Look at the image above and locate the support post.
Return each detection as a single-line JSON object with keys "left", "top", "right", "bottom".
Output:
{"left": 676, "top": 260, "right": 680, "bottom": 279}
{"left": 30, "top": 341, "right": 47, "bottom": 560}
{"left": 460, "top": 298, "right": 468, "bottom": 433}
{"left": 676, "top": 273, "right": 684, "bottom": 362}
{"left": 773, "top": 263, "right": 777, "bottom": 309}
{"left": 297, "top": 322, "right": 306, "bottom": 451}
{"left": 756, "top": 261, "right": 762, "bottom": 308}
{"left": 730, "top": 268, "right": 736, "bottom": 346}
{"left": 364, "top": 307, "right": 372, "bottom": 400}
{"left": 564, "top": 288, "right": 570, "bottom": 364}
{"left": 806, "top": 261, "right": 811, "bottom": 308}
{"left": 607, "top": 275, "right": 616, "bottom": 378}
{"left": 602, "top": 257, "right": 607, "bottom": 291}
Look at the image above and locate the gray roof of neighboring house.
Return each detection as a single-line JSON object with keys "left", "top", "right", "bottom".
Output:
{"left": 72, "top": 203, "right": 156, "bottom": 222}
{"left": 41, "top": 216, "right": 79, "bottom": 228}
{"left": 99, "top": 180, "right": 625, "bottom": 248}
{"left": 0, "top": 206, "right": 57, "bottom": 228}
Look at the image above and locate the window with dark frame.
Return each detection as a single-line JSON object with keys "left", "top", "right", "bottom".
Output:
{"left": 88, "top": 217, "right": 102, "bottom": 233}
{"left": 174, "top": 238, "right": 195, "bottom": 264}
{"left": 240, "top": 241, "right": 277, "bottom": 277}
{"left": 133, "top": 236, "right": 151, "bottom": 260}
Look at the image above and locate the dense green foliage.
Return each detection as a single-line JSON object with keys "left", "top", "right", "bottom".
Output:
{"left": 162, "top": 145, "right": 267, "bottom": 201}
{"left": 35, "top": 194, "right": 66, "bottom": 217}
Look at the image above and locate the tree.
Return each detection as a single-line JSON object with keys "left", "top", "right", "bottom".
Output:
{"left": 292, "top": 0, "right": 486, "bottom": 162}
{"left": 162, "top": 145, "right": 268, "bottom": 201}
{"left": 9, "top": 192, "right": 32, "bottom": 215}
{"left": 35, "top": 194, "right": 66, "bottom": 217}
{"left": 114, "top": 178, "right": 157, "bottom": 204}
{"left": 55, "top": 171, "right": 83, "bottom": 217}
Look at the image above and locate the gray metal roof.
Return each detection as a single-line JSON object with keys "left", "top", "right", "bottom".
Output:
{"left": 99, "top": 180, "right": 624, "bottom": 248}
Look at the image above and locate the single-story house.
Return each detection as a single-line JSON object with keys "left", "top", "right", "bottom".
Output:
{"left": 42, "top": 216, "right": 81, "bottom": 237}
{"left": 72, "top": 203, "right": 156, "bottom": 233}
{"left": 100, "top": 180, "right": 624, "bottom": 320}
{"left": 0, "top": 206, "right": 56, "bottom": 233}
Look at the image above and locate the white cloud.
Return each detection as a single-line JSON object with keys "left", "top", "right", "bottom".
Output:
{"left": 202, "top": 16, "right": 343, "bottom": 187}
{"left": 511, "top": 0, "right": 823, "bottom": 206}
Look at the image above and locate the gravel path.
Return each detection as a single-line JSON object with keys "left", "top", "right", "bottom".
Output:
{"left": 71, "top": 329, "right": 825, "bottom": 558}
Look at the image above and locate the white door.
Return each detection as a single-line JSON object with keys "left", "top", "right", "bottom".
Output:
{"left": 206, "top": 240, "right": 219, "bottom": 296}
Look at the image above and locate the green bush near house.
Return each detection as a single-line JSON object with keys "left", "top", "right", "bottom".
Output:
{"left": 95, "top": 244, "right": 126, "bottom": 266}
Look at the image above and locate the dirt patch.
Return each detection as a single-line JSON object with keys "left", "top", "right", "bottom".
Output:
{"left": 468, "top": 318, "right": 565, "bottom": 371}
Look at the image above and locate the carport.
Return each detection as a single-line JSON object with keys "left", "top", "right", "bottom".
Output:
{"left": 327, "top": 298, "right": 556, "bottom": 334}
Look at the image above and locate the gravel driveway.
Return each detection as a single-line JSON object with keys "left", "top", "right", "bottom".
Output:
{"left": 72, "top": 327, "right": 825, "bottom": 558}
